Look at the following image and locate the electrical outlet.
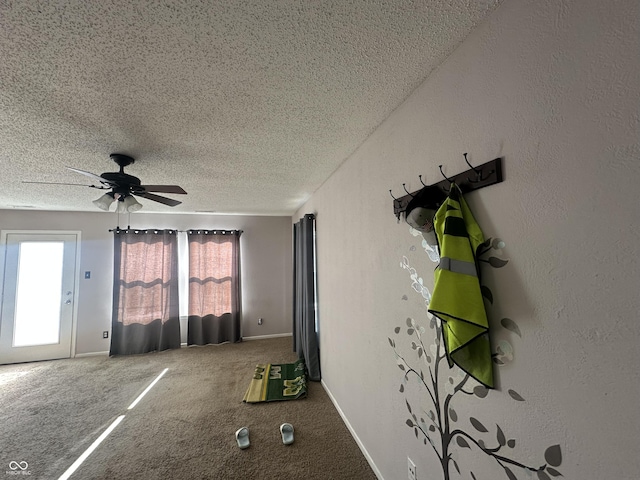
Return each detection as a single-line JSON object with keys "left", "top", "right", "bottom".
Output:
{"left": 408, "top": 457, "right": 416, "bottom": 480}
{"left": 103, "top": 331, "right": 109, "bottom": 339}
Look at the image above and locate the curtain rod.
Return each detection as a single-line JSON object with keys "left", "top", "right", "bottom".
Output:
{"left": 109, "top": 228, "right": 243, "bottom": 235}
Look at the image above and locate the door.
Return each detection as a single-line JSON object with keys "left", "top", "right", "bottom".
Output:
{"left": 0, "top": 232, "right": 79, "bottom": 364}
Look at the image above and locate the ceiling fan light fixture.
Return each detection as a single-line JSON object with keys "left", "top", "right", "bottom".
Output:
{"left": 93, "top": 192, "right": 115, "bottom": 211}
{"left": 117, "top": 195, "right": 143, "bottom": 213}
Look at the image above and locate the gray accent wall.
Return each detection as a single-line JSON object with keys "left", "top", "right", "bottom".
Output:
{"left": 0, "top": 211, "right": 293, "bottom": 354}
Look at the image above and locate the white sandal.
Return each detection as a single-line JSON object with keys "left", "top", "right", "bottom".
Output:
{"left": 235, "top": 427, "right": 250, "bottom": 449}
{"left": 280, "top": 423, "right": 294, "bottom": 445}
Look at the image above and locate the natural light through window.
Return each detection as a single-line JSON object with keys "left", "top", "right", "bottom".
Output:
{"left": 57, "top": 368, "right": 168, "bottom": 480}
{"left": 128, "top": 368, "right": 169, "bottom": 409}
{"left": 14, "top": 242, "right": 64, "bottom": 347}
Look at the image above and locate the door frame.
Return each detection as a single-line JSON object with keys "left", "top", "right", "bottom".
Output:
{"left": 0, "top": 230, "right": 82, "bottom": 362}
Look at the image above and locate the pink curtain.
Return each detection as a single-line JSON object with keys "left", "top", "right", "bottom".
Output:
{"left": 110, "top": 229, "right": 180, "bottom": 355}
{"left": 187, "top": 230, "right": 241, "bottom": 345}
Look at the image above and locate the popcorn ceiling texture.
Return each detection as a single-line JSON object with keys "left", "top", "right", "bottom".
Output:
{"left": 0, "top": 0, "right": 501, "bottom": 214}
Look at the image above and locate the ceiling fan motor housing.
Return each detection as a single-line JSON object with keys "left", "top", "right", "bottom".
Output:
{"left": 103, "top": 154, "right": 140, "bottom": 196}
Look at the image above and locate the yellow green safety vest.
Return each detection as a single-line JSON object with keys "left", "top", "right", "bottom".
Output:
{"left": 428, "top": 184, "right": 494, "bottom": 388}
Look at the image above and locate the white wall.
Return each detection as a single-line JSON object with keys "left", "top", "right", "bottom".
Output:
{"left": 297, "top": 0, "right": 640, "bottom": 478}
{"left": 0, "top": 210, "right": 293, "bottom": 354}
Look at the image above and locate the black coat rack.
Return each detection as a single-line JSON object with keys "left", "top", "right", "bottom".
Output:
{"left": 390, "top": 155, "right": 503, "bottom": 220}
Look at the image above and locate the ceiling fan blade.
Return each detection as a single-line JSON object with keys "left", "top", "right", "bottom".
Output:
{"left": 135, "top": 192, "right": 182, "bottom": 207}
{"left": 139, "top": 185, "right": 187, "bottom": 194}
{"left": 22, "top": 181, "right": 107, "bottom": 188}
{"left": 66, "top": 166, "right": 115, "bottom": 185}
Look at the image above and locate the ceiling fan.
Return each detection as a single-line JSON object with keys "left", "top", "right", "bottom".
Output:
{"left": 26, "top": 153, "right": 187, "bottom": 212}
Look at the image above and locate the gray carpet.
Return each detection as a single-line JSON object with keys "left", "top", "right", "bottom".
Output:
{"left": 0, "top": 337, "right": 376, "bottom": 479}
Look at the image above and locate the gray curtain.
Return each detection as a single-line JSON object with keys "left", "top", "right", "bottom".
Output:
{"left": 293, "top": 214, "right": 320, "bottom": 381}
{"left": 110, "top": 229, "right": 181, "bottom": 356}
{"left": 187, "top": 230, "right": 242, "bottom": 345}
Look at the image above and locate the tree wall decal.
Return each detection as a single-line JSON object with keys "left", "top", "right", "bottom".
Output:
{"left": 391, "top": 233, "right": 563, "bottom": 480}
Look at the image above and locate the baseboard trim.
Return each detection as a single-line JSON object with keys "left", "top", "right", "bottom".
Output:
{"left": 321, "top": 379, "right": 384, "bottom": 480}
{"left": 74, "top": 333, "right": 293, "bottom": 356}
{"left": 243, "top": 333, "right": 293, "bottom": 341}
{"left": 74, "top": 351, "right": 109, "bottom": 358}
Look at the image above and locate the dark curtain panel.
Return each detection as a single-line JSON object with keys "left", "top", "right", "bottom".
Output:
{"left": 110, "top": 229, "right": 180, "bottom": 356}
{"left": 293, "top": 214, "right": 320, "bottom": 381}
{"left": 187, "top": 230, "right": 242, "bottom": 345}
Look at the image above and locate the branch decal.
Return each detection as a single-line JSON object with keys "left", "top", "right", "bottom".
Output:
{"left": 393, "top": 235, "right": 564, "bottom": 479}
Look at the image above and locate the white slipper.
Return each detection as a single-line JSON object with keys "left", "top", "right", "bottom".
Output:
{"left": 280, "top": 423, "right": 294, "bottom": 445}
{"left": 235, "top": 427, "right": 250, "bottom": 449}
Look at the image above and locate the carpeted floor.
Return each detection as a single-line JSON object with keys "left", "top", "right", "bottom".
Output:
{"left": 0, "top": 336, "right": 376, "bottom": 479}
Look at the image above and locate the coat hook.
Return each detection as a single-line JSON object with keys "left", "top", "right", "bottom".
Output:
{"left": 464, "top": 152, "right": 482, "bottom": 183}
{"left": 419, "top": 174, "right": 428, "bottom": 187}
{"left": 464, "top": 152, "right": 494, "bottom": 183}
{"left": 439, "top": 165, "right": 453, "bottom": 192}
{"left": 402, "top": 183, "right": 415, "bottom": 197}
{"left": 438, "top": 165, "right": 453, "bottom": 182}
{"left": 463, "top": 153, "right": 480, "bottom": 175}
{"left": 389, "top": 189, "right": 399, "bottom": 201}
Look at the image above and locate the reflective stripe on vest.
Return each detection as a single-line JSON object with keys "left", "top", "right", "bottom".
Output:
{"left": 439, "top": 256, "right": 478, "bottom": 277}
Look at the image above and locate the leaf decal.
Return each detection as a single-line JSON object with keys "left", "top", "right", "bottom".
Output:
{"left": 428, "top": 410, "right": 435, "bottom": 420}
{"left": 429, "top": 425, "right": 435, "bottom": 432}
{"left": 388, "top": 337, "right": 394, "bottom": 347}
{"left": 394, "top": 326, "right": 401, "bottom": 334}
{"left": 546, "top": 467, "right": 563, "bottom": 477}
{"left": 407, "top": 328, "right": 415, "bottom": 335}
{"left": 473, "top": 385, "right": 489, "bottom": 398}
{"left": 406, "top": 400, "right": 412, "bottom": 414}
{"left": 480, "top": 237, "right": 492, "bottom": 250}
{"left": 544, "top": 444, "right": 562, "bottom": 467}
{"left": 478, "top": 439, "right": 485, "bottom": 449}
{"left": 488, "top": 256, "right": 509, "bottom": 268}
{"left": 537, "top": 471, "right": 552, "bottom": 480}
{"left": 496, "top": 425, "right": 506, "bottom": 446}
{"left": 405, "top": 419, "right": 414, "bottom": 427}
{"left": 507, "top": 439, "right": 516, "bottom": 448}
{"left": 452, "top": 459, "right": 460, "bottom": 474}
{"left": 398, "top": 364, "right": 405, "bottom": 371}
{"left": 456, "top": 436, "right": 470, "bottom": 449}
{"left": 481, "top": 285, "right": 494, "bottom": 304}
{"left": 414, "top": 427, "right": 419, "bottom": 438}
{"left": 504, "top": 466, "right": 518, "bottom": 480}
{"left": 494, "top": 357, "right": 505, "bottom": 365}
{"left": 449, "top": 408, "right": 458, "bottom": 422}
{"left": 399, "top": 384, "right": 404, "bottom": 393}
{"left": 418, "top": 347, "right": 423, "bottom": 358}
{"left": 508, "top": 389, "right": 525, "bottom": 402}
{"left": 401, "top": 295, "right": 408, "bottom": 301}
{"left": 470, "top": 417, "right": 488, "bottom": 433}
{"left": 406, "top": 318, "right": 413, "bottom": 327}
{"left": 470, "top": 472, "right": 477, "bottom": 480}
{"left": 500, "top": 318, "right": 522, "bottom": 337}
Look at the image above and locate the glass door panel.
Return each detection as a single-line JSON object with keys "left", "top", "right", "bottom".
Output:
{"left": 13, "top": 242, "right": 65, "bottom": 347}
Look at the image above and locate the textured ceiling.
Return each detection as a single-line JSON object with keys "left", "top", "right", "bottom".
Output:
{"left": 0, "top": 0, "right": 501, "bottom": 215}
